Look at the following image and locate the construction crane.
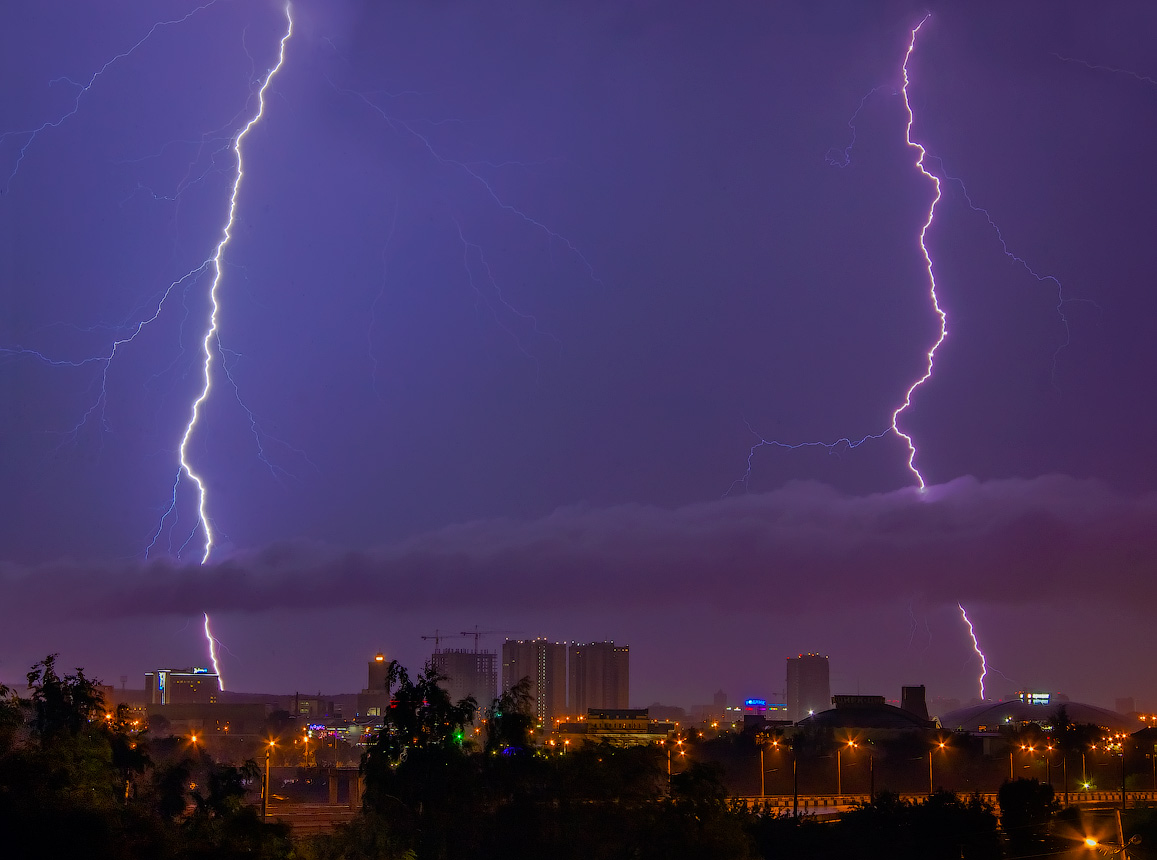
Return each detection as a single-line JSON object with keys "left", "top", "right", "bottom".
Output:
{"left": 419, "top": 630, "right": 469, "bottom": 651}
{"left": 458, "top": 626, "right": 521, "bottom": 652}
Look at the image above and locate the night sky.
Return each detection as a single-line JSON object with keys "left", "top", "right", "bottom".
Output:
{"left": 2, "top": 1, "right": 1156, "bottom": 711}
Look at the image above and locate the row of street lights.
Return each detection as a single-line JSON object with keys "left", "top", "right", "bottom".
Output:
{"left": 754, "top": 734, "right": 1149, "bottom": 807}
{"left": 757, "top": 736, "right": 951, "bottom": 801}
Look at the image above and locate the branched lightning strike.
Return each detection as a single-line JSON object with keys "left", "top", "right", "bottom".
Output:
{"left": 890, "top": 14, "right": 945, "bottom": 491}
{"left": 0, "top": 0, "right": 222, "bottom": 191}
{"left": 826, "top": 85, "right": 895, "bottom": 168}
{"left": 454, "top": 219, "right": 559, "bottom": 368}
{"left": 324, "top": 77, "right": 600, "bottom": 285}
{"left": 1051, "top": 53, "right": 1157, "bottom": 86}
{"left": 221, "top": 347, "right": 319, "bottom": 482}
{"left": 1, "top": 266, "right": 208, "bottom": 444}
{"left": 958, "top": 604, "right": 987, "bottom": 701}
{"left": 933, "top": 160, "right": 1099, "bottom": 388}
{"left": 168, "top": 4, "right": 294, "bottom": 564}
{"left": 726, "top": 15, "right": 943, "bottom": 495}
{"left": 203, "top": 613, "right": 225, "bottom": 691}
{"left": 724, "top": 423, "right": 888, "bottom": 497}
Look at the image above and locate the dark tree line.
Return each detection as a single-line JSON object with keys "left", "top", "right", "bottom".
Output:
{"left": 0, "top": 655, "right": 290, "bottom": 860}
{"left": 4, "top": 656, "right": 1155, "bottom": 860}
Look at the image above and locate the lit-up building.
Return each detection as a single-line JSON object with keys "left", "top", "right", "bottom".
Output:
{"left": 1018, "top": 691, "right": 1052, "bottom": 707}
{"left": 144, "top": 668, "right": 219, "bottom": 705}
{"left": 786, "top": 654, "right": 830, "bottom": 722}
{"left": 358, "top": 652, "right": 392, "bottom": 719}
{"left": 367, "top": 652, "right": 389, "bottom": 691}
{"left": 569, "top": 641, "right": 629, "bottom": 715}
{"left": 502, "top": 638, "right": 567, "bottom": 731}
{"left": 552, "top": 708, "right": 675, "bottom": 748}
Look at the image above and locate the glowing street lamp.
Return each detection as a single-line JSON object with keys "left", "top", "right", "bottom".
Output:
{"left": 929, "top": 740, "right": 947, "bottom": 796}
{"left": 837, "top": 740, "right": 857, "bottom": 797}
{"left": 263, "top": 739, "right": 276, "bottom": 822}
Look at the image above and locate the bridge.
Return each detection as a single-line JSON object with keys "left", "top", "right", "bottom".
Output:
{"left": 266, "top": 767, "right": 363, "bottom": 836}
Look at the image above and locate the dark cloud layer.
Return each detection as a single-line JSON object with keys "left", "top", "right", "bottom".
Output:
{"left": 6, "top": 475, "right": 1153, "bottom": 621}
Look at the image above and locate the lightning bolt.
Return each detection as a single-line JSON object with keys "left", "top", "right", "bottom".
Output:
{"left": 728, "top": 15, "right": 943, "bottom": 494}
{"left": 203, "top": 613, "right": 225, "bottom": 691}
{"left": 5, "top": 5, "right": 299, "bottom": 558}
{"left": 889, "top": 14, "right": 944, "bottom": 491}
{"left": 958, "top": 604, "right": 987, "bottom": 701}
{"left": 153, "top": 4, "right": 294, "bottom": 564}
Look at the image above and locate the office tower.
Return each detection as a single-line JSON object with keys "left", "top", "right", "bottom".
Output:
{"left": 431, "top": 648, "right": 498, "bottom": 713}
{"left": 569, "top": 641, "right": 629, "bottom": 715}
{"left": 786, "top": 653, "right": 830, "bottom": 722}
{"left": 368, "top": 652, "right": 389, "bottom": 691}
{"left": 144, "top": 668, "right": 220, "bottom": 705}
{"left": 502, "top": 638, "right": 567, "bottom": 730}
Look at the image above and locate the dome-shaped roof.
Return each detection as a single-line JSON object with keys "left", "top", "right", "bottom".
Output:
{"left": 938, "top": 700, "right": 1137, "bottom": 733}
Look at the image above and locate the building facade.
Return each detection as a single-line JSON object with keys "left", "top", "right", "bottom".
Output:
{"left": 569, "top": 641, "right": 629, "bottom": 715}
{"left": 144, "top": 668, "right": 220, "bottom": 705}
{"left": 553, "top": 708, "right": 675, "bottom": 748}
{"left": 430, "top": 649, "right": 498, "bottom": 714}
{"left": 501, "top": 638, "right": 567, "bottom": 731}
{"left": 367, "top": 653, "right": 389, "bottom": 691}
{"left": 786, "top": 653, "right": 830, "bottom": 722}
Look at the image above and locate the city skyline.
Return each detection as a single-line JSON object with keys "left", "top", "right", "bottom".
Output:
{"left": 3, "top": 1, "right": 1156, "bottom": 708}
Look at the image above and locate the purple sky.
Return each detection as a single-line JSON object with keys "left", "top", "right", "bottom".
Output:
{"left": 2, "top": 0, "right": 1156, "bottom": 711}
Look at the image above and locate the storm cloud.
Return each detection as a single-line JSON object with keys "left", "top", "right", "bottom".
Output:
{"left": 6, "top": 475, "right": 1153, "bottom": 620}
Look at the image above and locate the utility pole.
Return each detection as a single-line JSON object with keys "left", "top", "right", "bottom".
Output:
{"left": 793, "top": 755, "right": 798, "bottom": 817}
{"left": 263, "top": 742, "right": 273, "bottom": 822}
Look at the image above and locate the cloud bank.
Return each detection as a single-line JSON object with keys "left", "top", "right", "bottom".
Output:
{"left": 4, "top": 475, "right": 1154, "bottom": 620}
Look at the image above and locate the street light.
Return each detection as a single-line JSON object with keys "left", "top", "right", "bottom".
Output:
{"left": 929, "top": 740, "right": 947, "bottom": 796}
{"left": 762, "top": 739, "right": 794, "bottom": 810}
{"left": 263, "top": 739, "right": 276, "bottom": 822}
{"left": 759, "top": 742, "right": 768, "bottom": 799}
{"left": 664, "top": 737, "right": 686, "bottom": 787}
{"left": 837, "top": 740, "right": 857, "bottom": 797}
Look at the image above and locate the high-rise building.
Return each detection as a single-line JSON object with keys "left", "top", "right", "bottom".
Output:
{"left": 502, "top": 638, "right": 567, "bottom": 730}
{"left": 786, "top": 654, "right": 830, "bottom": 722}
{"left": 368, "top": 652, "right": 389, "bottom": 692}
{"left": 358, "top": 652, "right": 392, "bottom": 720}
{"left": 431, "top": 649, "right": 497, "bottom": 715}
{"left": 569, "top": 641, "right": 629, "bottom": 715}
{"left": 144, "top": 668, "right": 220, "bottom": 705}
